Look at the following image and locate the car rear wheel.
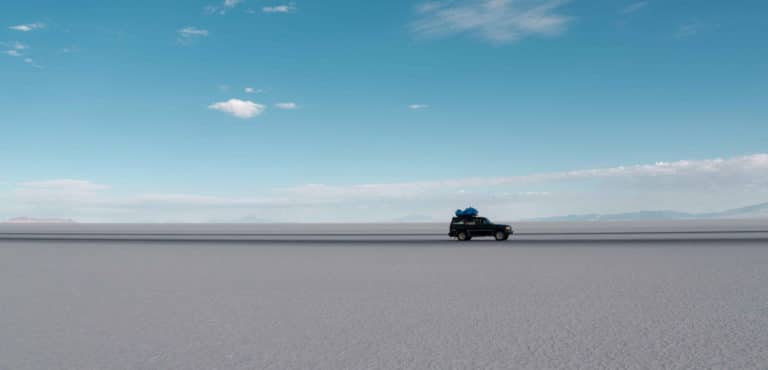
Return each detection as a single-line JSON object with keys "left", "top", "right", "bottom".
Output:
{"left": 494, "top": 231, "right": 508, "bottom": 241}
{"left": 457, "top": 231, "right": 469, "bottom": 241}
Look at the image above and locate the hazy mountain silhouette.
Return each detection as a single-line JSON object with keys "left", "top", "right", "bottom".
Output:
{"left": 530, "top": 202, "right": 768, "bottom": 221}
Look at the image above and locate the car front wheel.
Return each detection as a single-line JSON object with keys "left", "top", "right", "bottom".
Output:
{"left": 494, "top": 231, "right": 508, "bottom": 241}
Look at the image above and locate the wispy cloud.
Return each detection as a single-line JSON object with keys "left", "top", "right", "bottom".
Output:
{"left": 244, "top": 87, "right": 263, "bottom": 94}
{"left": 6, "top": 41, "right": 28, "bottom": 50}
{"left": 274, "top": 102, "right": 298, "bottom": 109}
{"left": 177, "top": 27, "right": 209, "bottom": 44}
{"left": 205, "top": 0, "right": 244, "bottom": 15}
{"left": 620, "top": 1, "right": 647, "bottom": 14}
{"left": 8, "top": 22, "right": 45, "bottom": 32}
{"left": 676, "top": 22, "right": 700, "bottom": 38}
{"left": 20, "top": 179, "right": 110, "bottom": 192}
{"left": 178, "top": 27, "right": 209, "bottom": 38}
{"left": 411, "top": 0, "right": 572, "bottom": 44}
{"left": 208, "top": 99, "right": 267, "bottom": 118}
{"left": 5, "top": 154, "right": 767, "bottom": 222}
{"left": 263, "top": 4, "right": 296, "bottom": 13}
{"left": 409, "top": 104, "right": 429, "bottom": 110}
{"left": 2, "top": 41, "right": 28, "bottom": 57}
{"left": 3, "top": 42, "right": 42, "bottom": 67}
{"left": 23, "top": 57, "right": 42, "bottom": 69}
{"left": 280, "top": 154, "right": 768, "bottom": 200}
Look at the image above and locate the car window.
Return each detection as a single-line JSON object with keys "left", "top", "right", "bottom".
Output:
{"left": 465, "top": 218, "right": 476, "bottom": 225}
{"left": 452, "top": 219, "right": 464, "bottom": 225}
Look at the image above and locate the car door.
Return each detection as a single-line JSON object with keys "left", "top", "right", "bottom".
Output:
{"left": 463, "top": 217, "right": 477, "bottom": 235}
{"left": 475, "top": 217, "right": 494, "bottom": 236}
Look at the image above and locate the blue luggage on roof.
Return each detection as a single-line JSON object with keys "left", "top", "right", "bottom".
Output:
{"left": 455, "top": 207, "right": 479, "bottom": 217}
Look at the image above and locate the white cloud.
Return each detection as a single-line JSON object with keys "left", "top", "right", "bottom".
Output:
{"left": 178, "top": 27, "right": 209, "bottom": 38}
{"left": 676, "top": 22, "right": 699, "bottom": 38}
{"left": 621, "top": 1, "right": 647, "bottom": 14}
{"left": 15, "top": 179, "right": 110, "bottom": 203}
{"left": 5, "top": 154, "right": 768, "bottom": 222}
{"left": 412, "top": 0, "right": 571, "bottom": 43}
{"left": 22, "top": 57, "right": 42, "bottom": 69}
{"left": 2, "top": 42, "right": 26, "bottom": 57}
{"left": 279, "top": 154, "right": 768, "bottom": 201}
{"left": 274, "top": 102, "right": 298, "bottom": 109}
{"left": 409, "top": 104, "right": 429, "bottom": 109}
{"left": 208, "top": 99, "right": 266, "bottom": 118}
{"left": 417, "top": 2, "right": 445, "bottom": 13}
{"left": 263, "top": 4, "right": 295, "bottom": 13}
{"left": 205, "top": 0, "right": 244, "bottom": 14}
{"left": 3, "top": 42, "right": 42, "bottom": 67}
{"left": 177, "top": 27, "right": 209, "bottom": 45}
{"left": 8, "top": 22, "right": 45, "bottom": 32}
{"left": 9, "top": 41, "right": 28, "bottom": 50}
{"left": 203, "top": 5, "right": 221, "bottom": 15}
{"left": 20, "top": 179, "right": 110, "bottom": 192}
{"left": 244, "top": 87, "right": 263, "bottom": 94}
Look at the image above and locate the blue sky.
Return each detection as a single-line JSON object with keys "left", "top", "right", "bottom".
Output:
{"left": 2, "top": 0, "right": 767, "bottom": 222}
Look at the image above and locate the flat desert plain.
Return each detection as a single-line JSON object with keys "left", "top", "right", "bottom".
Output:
{"left": 1, "top": 221, "right": 767, "bottom": 369}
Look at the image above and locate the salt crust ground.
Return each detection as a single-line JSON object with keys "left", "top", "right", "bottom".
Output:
{"left": 1, "top": 236, "right": 767, "bottom": 369}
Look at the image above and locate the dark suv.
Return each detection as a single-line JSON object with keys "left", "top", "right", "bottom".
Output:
{"left": 449, "top": 216, "right": 513, "bottom": 241}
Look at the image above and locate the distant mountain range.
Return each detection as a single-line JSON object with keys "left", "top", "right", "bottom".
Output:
{"left": 529, "top": 202, "right": 768, "bottom": 222}
{"left": 6, "top": 203, "right": 768, "bottom": 223}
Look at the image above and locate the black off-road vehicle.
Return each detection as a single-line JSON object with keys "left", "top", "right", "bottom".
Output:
{"left": 449, "top": 216, "right": 513, "bottom": 241}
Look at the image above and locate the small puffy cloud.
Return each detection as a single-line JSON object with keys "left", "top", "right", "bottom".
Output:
{"left": 263, "top": 4, "right": 295, "bottom": 13}
{"left": 274, "top": 102, "right": 298, "bottom": 109}
{"left": 408, "top": 104, "right": 429, "bottom": 109}
{"left": 412, "top": 0, "right": 571, "bottom": 44}
{"left": 4, "top": 50, "right": 22, "bottom": 57}
{"left": 244, "top": 87, "right": 263, "bottom": 94}
{"left": 208, "top": 99, "right": 266, "bottom": 118}
{"left": 224, "top": 0, "right": 242, "bottom": 8}
{"left": 621, "top": 1, "right": 647, "bottom": 14}
{"left": 8, "top": 22, "right": 45, "bottom": 32}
